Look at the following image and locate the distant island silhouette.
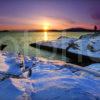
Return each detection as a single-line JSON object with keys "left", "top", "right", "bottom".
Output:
{"left": 64, "top": 27, "right": 100, "bottom": 32}
{"left": 0, "top": 27, "right": 100, "bottom": 32}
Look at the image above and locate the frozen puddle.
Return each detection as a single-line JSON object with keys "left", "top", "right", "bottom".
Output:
{"left": 0, "top": 53, "right": 100, "bottom": 100}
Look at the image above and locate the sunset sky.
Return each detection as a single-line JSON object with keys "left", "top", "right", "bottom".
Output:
{"left": 0, "top": 0, "right": 100, "bottom": 30}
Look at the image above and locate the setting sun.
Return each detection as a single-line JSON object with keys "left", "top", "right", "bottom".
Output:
{"left": 43, "top": 21, "right": 51, "bottom": 31}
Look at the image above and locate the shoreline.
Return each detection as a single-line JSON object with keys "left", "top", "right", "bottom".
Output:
{"left": 30, "top": 42, "right": 100, "bottom": 66}
{"left": 30, "top": 33, "right": 100, "bottom": 66}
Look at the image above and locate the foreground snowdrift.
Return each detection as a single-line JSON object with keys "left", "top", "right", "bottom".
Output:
{"left": 0, "top": 53, "right": 100, "bottom": 100}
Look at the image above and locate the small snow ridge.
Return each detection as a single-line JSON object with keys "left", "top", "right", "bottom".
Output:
{"left": 86, "top": 63, "right": 100, "bottom": 72}
{"left": 0, "top": 53, "right": 9, "bottom": 72}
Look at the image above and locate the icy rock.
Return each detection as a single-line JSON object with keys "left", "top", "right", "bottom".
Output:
{"left": 87, "top": 36, "right": 100, "bottom": 52}
{"left": 68, "top": 33, "right": 100, "bottom": 58}
{"left": 37, "top": 36, "right": 76, "bottom": 49}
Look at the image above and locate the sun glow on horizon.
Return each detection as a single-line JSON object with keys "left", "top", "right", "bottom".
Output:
{"left": 43, "top": 21, "right": 51, "bottom": 31}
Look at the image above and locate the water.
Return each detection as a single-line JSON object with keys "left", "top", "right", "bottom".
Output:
{"left": 0, "top": 31, "right": 89, "bottom": 61}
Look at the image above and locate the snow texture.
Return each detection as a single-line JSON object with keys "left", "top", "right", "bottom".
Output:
{"left": 0, "top": 52, "right": 100, "bottom": 100}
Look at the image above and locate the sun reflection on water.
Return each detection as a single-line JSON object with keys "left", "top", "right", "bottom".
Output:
{"left": 44, "top": 31, "right": 48, "bottom": 41}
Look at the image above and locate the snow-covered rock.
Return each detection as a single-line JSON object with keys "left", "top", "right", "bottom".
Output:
{"left": 68, "top": 33, "right": 100, "bottom": 59}
{"left": 37, "top": 36, "right": 76, "bottom": 49}
{"left": 87, "top": 36, "right": 100, "bottom": 52}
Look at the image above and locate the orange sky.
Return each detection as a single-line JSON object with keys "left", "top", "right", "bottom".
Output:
{"left": 0, "top": 16, "right": 97, "bottom": 30}
{"left": 0, "top": 0, "right": 100, "bottom": 30}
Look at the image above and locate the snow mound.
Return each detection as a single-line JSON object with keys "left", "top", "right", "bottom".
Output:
{"left": 68, "top": 33, "right": 100, "bottom": 58}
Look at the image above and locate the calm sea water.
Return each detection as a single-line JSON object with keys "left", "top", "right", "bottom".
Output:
{"left": 0, "top": 32, "right": 89, "bottom": 61}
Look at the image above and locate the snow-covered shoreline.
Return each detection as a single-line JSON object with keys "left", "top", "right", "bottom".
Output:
{"left": 30, "top": 36, "right": 77, "bottom": 50}
{"left": 30, "top": 33, "right": 100, "bottom": 63}
{"left": 68, "top": 33, "right": 100, "bottom": 59}
{"left": 0, "top": 52, "right": 100, "bottom": 100}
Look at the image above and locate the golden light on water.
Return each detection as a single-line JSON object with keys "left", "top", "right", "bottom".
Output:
{"left": 43, "top": 21, "right": 50, "bottom": 41}
{"left": 44, "top": 31, "right": 48, "bottom": 41}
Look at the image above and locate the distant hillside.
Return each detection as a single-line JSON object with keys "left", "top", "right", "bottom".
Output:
{"left": 64, "top": 28, "right": 100, "bottom": 32}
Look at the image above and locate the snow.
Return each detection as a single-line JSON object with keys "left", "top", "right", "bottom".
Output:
{"left": 4, "top": 54, "right": 22, "bottom": 75}
{"left": 0, "top": 53, "right": 9, "bottom": 72}
{"left": 0, "top": 79, "right": 22, "bottom": 100}
{"left": 0, "top": 52, "right": 100, "bottom": 100}
{"left": 86, "top": 63, "right": 100, "bottom": 72}
{"left": 34, "top": 34, "right": 100, "bottom": 59}
{"left": 38, "top": 36, "right": 76, "bottom": 49}
{"left": 68, "top": 33, "right": 100, "bottom": 58}
{"left": 88, "top": 36, "right": 100, "bottom": 52}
